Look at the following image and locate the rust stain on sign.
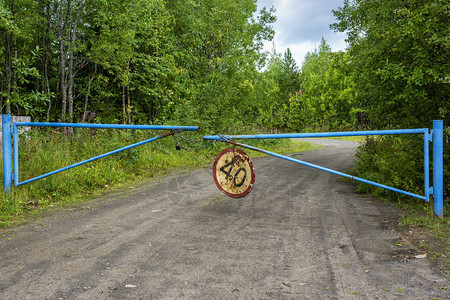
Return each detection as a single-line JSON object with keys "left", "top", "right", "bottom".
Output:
{"left": 213, "top": 148, "right": 255, "bottom": 198}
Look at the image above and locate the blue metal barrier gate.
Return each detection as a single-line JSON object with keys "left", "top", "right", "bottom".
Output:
{"left": 2, "top": 114, "right": 198, "bottom": 191}
{"left": 204, "top": 121, "right": 444, "bottom": 217}
{"left": 2, "top": 114, "right": 444, "bottom": 217}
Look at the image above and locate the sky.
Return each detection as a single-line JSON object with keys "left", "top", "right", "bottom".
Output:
{"left": 256, "top": 0, "right": 348, "bottom": 66}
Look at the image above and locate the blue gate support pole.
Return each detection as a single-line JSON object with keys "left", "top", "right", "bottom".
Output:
{"left": 432, "top": 120, "right": 443, "bottom": 217}
{"left": 2, "top": 114, "right": 12, "bottom": 192}
{"left": 424, "top": 130, "right": 430, "bottom": 202}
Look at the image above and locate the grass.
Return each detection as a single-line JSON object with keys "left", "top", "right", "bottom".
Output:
{"left": 0, "top": 128, "right": 317, "bottom": 228}
{"left": 354, "top": 135, "right": 449, "bottom": 227}
{"left": 363, "top": 172, "right": 450, "bottom": 246}
{"left": 400, "top": 209, "right": 450, "bottom": 235}
{"left": 395, "top": 201, "right": 449, "bottom": 270}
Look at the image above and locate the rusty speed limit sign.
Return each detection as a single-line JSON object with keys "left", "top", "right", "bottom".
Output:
{"left": 213, "top": 148, "right": 255, "bottom": 198}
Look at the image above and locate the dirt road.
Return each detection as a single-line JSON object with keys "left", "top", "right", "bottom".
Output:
{"left": 0, "top": 140, "right": 447, "bottom": 299}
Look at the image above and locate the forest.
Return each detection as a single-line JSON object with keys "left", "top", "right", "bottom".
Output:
{"left": 0, "top": 0, "right": 448, "bottom": 214}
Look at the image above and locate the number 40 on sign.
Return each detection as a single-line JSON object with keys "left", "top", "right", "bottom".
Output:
{"left": 213, "top": 148, "right": 255, "bottom": 198}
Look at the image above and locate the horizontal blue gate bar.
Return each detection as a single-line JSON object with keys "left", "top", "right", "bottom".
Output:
{"left": 8, "top": 119, "right": 199, "bottom": 188}
{"left": 204, "top": 124, "right": 444, "bottom": 217}
{"left": 15, "top": 121, "right": 198, "bottom": 131}
{"left": 203, "top": 128, "right": 428, "bottom": 140}
{"left": 207, "top": 138, "right": 427, "bottom": 201}
{"left": 204, "top": 128, "right": 430, "bottom": 201}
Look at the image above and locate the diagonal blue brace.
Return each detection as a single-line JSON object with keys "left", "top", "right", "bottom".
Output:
{"left": 205, "top": 124, "right": 444, "bottom": 217}
{"left": 207, "top": 137, "right": 428, "bottom": 202}
{"left": 14, "top": 131, "right": 177, "bottom": 187}
{"left": 2, "top": 114, "right": 199, "bottom": 191}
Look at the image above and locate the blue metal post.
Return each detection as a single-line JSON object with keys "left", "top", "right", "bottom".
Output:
{"left": 424, "top": 130, "right": 430, "bottom": 202}
{"left": 2, "top": 114, "right": 12, "bottom": 192}
{"left": 432, "top": 120, "right": 443, "bottom": 217}
{"left": 13, "top": 124, "right": 19, "bottom": 186}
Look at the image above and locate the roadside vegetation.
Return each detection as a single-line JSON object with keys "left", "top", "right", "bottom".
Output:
{"left": 331, "top": 2, "right": 449, "bottom": 265}
{"left": 0, "top": 0, "right": 448, "bottom": 243}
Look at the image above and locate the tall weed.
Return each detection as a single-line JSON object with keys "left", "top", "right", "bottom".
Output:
{"left": 355, "top": 135, "right": 449, "bottom": 220}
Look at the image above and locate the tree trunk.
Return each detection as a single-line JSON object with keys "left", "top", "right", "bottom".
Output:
{"left": 67, "top": 0, "right": 84, "bottom": 124}
{"left": 5, "top": 29, "right": 12, "bottom": 114}
{"left": 57, "top": 2, "right": 67, "bottom": 120}
{"left": 126, "top": 60, "right": 132, "bottom": 123}
{"left": 12, "top": 26, "right": 17, "bottom": 113}
{"left": 82, "top": 63, "right": 97, "bottom": 123}
{"left": 122, "top": 86, "right": 126, "bottom": 124}
{"left": 127, "top": 84, "right": 131, "bottom": 123}
{"left": 5, "top": 0, "right": 17, "bottom": 114}
{"left": 4, "top": 0, "right": 17, "bottom": 115}
{"left": 44, "top": 0, "right": 52, "bottom": 121}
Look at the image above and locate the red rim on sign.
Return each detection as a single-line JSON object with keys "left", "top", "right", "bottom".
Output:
{"left": 213, "top": 148, "right": 255, "bottom": 198}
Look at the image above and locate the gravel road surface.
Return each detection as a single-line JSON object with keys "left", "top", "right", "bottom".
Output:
{"left": 0, "top": 139, "right": 447, "bottom": 299}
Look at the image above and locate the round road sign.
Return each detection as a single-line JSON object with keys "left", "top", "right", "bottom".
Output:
{"left": 213, "top": 148, "right": 255, "bottom": 198}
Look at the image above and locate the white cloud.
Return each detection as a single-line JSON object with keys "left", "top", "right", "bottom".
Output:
{"left": 257, "top": 0, "right": 347, "bottom": 65}
{"left": 288, "top": 41, "right": 319, "bottom": 66}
